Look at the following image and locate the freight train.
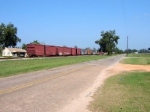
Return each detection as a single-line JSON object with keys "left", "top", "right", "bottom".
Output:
{"left": 27, "top": 44, "right": 95, "bottom": 57}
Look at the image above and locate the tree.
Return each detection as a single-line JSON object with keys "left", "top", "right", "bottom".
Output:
{"left": 93, "top": 48, "right": 97, "bottom": 52}
{"left": 22, "top": 43, "right": 27, "bottom": 50}
{"left": 0, "top": 23, "right": 21, "bottom": 48}
{"left": 113, "top": 47, "right": 123, "bottom": 54}
{"left": 95, "top": 30, "right": 120, "bottom": 55}
{"left": 131, "top": 49, "right": 138, "bottom": 53}
{"left": 139, "top": 49, "right": 149, "bottom": 53}
{"left": 30, "top": 40, "right": 41, "bottom": 44}
{"left": 74, "top": 45, "right": 78, "bottom": 48}
{"left": 124, "top": 49, "right": 131, "bottom": 54}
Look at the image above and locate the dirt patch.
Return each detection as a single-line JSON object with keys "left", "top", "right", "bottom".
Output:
{"left": 108, "top": 63, "right": 150, "bottom": 77}
{"left": 62, "top": 63, "right": 150, "bottom": 112}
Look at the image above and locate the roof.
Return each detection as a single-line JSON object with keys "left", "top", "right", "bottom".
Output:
{"left": 6, "top": 48, "right": 26, "bottom": 53}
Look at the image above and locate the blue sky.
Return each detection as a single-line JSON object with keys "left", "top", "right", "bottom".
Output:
{"left": 1, "top": 0, "right": 150, "bottom": 50}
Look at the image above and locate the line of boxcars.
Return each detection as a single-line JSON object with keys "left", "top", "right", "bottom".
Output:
{"left": 27, "top": 44, "right": 97, "bottom": 57}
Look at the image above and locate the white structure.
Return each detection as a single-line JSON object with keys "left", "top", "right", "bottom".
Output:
{"left": 2, "top": 47, "right": 27, "bottom": 57}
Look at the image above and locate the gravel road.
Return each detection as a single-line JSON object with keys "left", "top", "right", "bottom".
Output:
{"left": 0, "top": 55, "right": 125, "bottom": 112}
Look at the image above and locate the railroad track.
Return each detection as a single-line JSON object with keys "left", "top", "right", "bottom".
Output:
{"left": 0, "top": 55, "right": 91, "bottom": 61}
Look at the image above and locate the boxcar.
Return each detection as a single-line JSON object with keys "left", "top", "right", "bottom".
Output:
{"left": 77, "top": 48, "right": 81, "bottom": 55}
{"left": 71, "top": 48, "right": 76, "bottom": 56}
{"left": 63, "top": 47, "right": 71, "bottom": 56}
{"left": 45, "top": 45, "right": 57, "bottom": 56}
{"left": 27, "top": 44, "right": 45, "bottom": 57}
{"left": 81, "top": 49, "right": 87, "bottom": 55}
{"left": 57, "top": 46, "right": 64, "bottom": 56}
{"left": 87, "top": 49, "right": 93, "bottom": 55}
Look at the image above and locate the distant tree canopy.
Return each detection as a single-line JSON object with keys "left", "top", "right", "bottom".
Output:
{"left": 30, "top": 40, "right": 41, "bottom": 44}
{"left": 139, "top": 49, "right": 149, "bottom": 53}
{"left": 22, "top": 43, "right": 27, "bottom": 50}
{"left": 74, "top": 45, "right": 78, "bottom": 48}
{"left": 0, "top": 23, "right": 21, "bottom": 48}
{"left": 85, "top": 47, "right": 91, "bottom": 50}
{"left": 93, "top": 48, "right": 97, "bottom": 52}
{"left": 95, "top": 30, "right": 120, "bottom": 55}
{"left": 148, "top": 48, "right": 150, "bottom": 50}
{"left": 113, "top": 47, "right": 123, "bottom": 54}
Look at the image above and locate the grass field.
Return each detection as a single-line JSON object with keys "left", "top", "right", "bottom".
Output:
{"left": 126, "top": 53, "right": 150, "bottom": 57}
{"left": 0, "top": 55, "right": 107, "bottom": 77}
{"left": 88, "top": 72, "right": 150, "bottom": 112}
{"left": 121, "top": 53, "right": 150, "bottom": 65}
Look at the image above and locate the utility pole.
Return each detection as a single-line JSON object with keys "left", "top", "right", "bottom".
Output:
{"left": 127, "top": 36, "right": 128, "bottom": 56}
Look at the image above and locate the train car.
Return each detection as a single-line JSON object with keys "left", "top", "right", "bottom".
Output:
{"left": 77, "top": 48, "right": 81, "bottom": 55}
{"left": 87, "top": 49, "right": 93, "bottom": 55}
{"left": 27, "top": 44, "right": 44, "bottom": 57}
{"left": 71, "top": 48, "right": 76, "bottom": 56}
{"left": 63, "top": 47, "right": 71, "bottom": 56}
{"left": 81, "top": 49, "right": 87, "bottom": 55}
{"left": 57, "top": 46, "right": 64, "bottom": 56}
{"left": 45, "top": 45, "right": 57, "bottom": 56}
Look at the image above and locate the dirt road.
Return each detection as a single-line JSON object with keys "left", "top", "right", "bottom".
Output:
{"left": 0, "top": 55, "right": 125, "bottom": 112}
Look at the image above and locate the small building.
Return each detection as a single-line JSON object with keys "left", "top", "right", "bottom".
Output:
{"left": 2, "top": 47, "right": 27, "bottom": 57}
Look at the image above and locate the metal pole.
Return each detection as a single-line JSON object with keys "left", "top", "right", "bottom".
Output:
{"left": 127, "top": 36, "right": 128, "bottom": 56}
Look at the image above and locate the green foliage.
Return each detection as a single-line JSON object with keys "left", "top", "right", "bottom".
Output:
{"left": 30, "top": 40, "right": 41, "bottom": 44}
{"left": 74, "top": 45, "right": 78, "bottom": 48}
{"left": 89, "top": 72, "right": 150, "bottom": 112}
{"left": 22, "top": 43, "right": 27, "bottom": 50}
{"left": 113, "top": 47, "right": 123, "bottom": 54}
{"left": 0, "top": 56, "right": 108, "bottom": 77}
{"left": 0, "top": 45, "right": 2, "bottom": 54}
{"left": 95, "top": 30, "right": 120, "bottom": 55}
{"left": 139, "top": 49, "right": 150, "bottom": 53}
{"left": 85, "top": 47, "right": 91, "bottom": 50}
{"left": 0, "top": 23, "right": 21, "bottom": 48}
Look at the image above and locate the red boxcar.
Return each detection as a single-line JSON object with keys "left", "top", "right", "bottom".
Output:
{"left": 27, "top": 44, "right": 44, "bottom": 57}
{"left": 77, "top": 48, "right": 81, "bottom": 55}
{"left": 71, "top": 48, "right": 76, "bottom": 56}
{"left": 57, "top": 46, "right": 64, "bottom": 56}
{"left": 63, "top": 47, "right": 71, "bottom": 56}
{"left": 45, "top": 45, "right": 57, "bottom": 56}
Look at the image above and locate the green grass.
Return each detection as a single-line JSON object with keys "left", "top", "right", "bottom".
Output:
{"left": 126, "top": 53, "right": 150, "bottom": 57}
{"left": 88, "top": 72, "right": 150, "bottom": 112}
{"left": 0, "top": 55, "right": 107, "bottom": 77}
{"left": 121, "top": 57, "right": 150, "bottom": 65}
